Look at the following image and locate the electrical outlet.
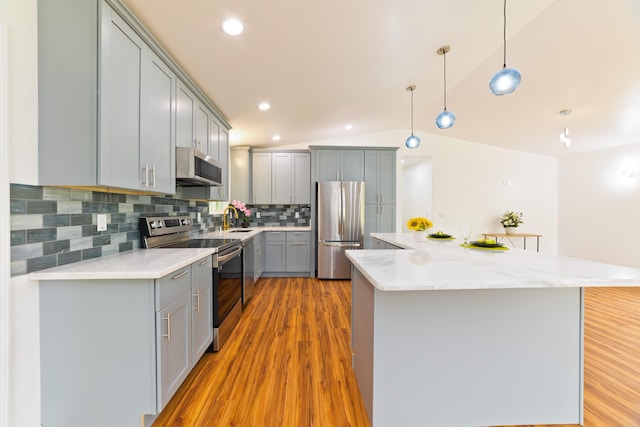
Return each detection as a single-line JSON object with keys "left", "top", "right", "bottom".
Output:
{"left": 295, "top": 212, "right": 299, "bottom": 219}
{"left": 256, "top": 211, "right": 261, "bottom": 219}
{"left": 97, "top": 214, "right": 107, "bottom": 231}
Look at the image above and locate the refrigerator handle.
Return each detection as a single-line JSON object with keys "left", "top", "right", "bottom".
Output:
{"left": 339, "top": 185, "right": 345, "bottom": 237}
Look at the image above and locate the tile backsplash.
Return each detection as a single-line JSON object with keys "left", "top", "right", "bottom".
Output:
{"left": 10, "top": 184, "right": 312, "bottom": 277}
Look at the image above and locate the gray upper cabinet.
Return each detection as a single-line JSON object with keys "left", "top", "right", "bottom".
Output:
{"left": 251, "top": 152, "right": 273, "bottom": 204}
{"left": 195, "top": 104, "right": 210, "bottom": 155}
{"left": 314, "top": 149, "right": 364, "bottom": 181}
{"left": 251, "top": 151, "right": 310, "bottom": 204}
{"left": 37, "top": 0, "right": 230, "bottom": 194}
{"left": 230, "top": 146, "right": 250, "bottom": 202}
{"left": 175, "top": 82, "right": 196, "bottom": 151}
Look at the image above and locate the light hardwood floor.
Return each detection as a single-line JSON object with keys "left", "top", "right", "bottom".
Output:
{"left": 152, "top": 279, "right": 640, "bottom": 427}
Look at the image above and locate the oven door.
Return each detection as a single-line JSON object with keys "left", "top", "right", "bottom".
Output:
{"left": 213, "top": 245, "right": 243, "bottom": 328}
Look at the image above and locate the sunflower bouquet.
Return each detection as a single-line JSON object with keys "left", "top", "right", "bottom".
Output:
{"left": 406, "top": 217, "right": 433, "bottom": 231}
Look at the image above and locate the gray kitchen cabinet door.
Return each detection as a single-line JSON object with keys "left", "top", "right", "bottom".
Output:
{"left": 176, "top": 81, "right": 196, "bottom": 149}
{"left": 363, "top": 204, "right": 396, "bottom": 249}
{"left": 141, "top": 51, "right": 176, "bottom": 194}
{"left": 252, "top": 152, "right": 272, "bottom": 204}
{"left": 99, "top": 6, "right": 143, "bottom": 190}
{"left": 191, "top": 256, "right": 213, "bottom": 364}
{"left": 272, "top": 152, "right": 293, "bottom": 204}
{"left": 216, "top": 128, "right": 230, "bottom": 200}
{"left": 315, "top": 150, "right": 340, "bottom": 181}
{"left": 364, "top": 150, "right": 396, "bottom": 205}
{"left": 340, "top": 150, "right": 365, "bottom": 181}
{"left": 265, "top": 232, "right": 286, "bottom": 272}
{"left": 195, "top": 104, "right": 210, "bottom": 155}
{"left": 314, "top": 149, "right": 364, "bottom": 181}
{"left": 254, "top": 232, "right": 264, "bottom": 281}
{"left": 157, "top": 291, "right": 191, "bottom": 411}
{"left": 287, "top": 232, "right": 310, "bottom": 272}
{"left": 209, "top": 117, "right": 220, "bottom": 162}
{"left": 292, "top": 152, "right": 311, "bottom": 204}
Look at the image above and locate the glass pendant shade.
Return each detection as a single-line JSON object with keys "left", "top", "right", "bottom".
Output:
{"left": 405, "top": 134, "right": 421, "bottom": 149}
{"left": 435, "top": 110, "right": 456, "bottom": 129}
{"left": 489, "top": 66, "right": 521, "bottom": 96}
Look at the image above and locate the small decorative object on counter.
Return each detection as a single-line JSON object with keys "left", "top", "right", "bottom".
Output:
{"left": 231, "top": 200, "right": 252, "bottom": 227}
{"left": 407, "top": 217, "right": 433, "bottom": 240}
{"left": 500, "top": 211, "right": 523, "bottom": 235}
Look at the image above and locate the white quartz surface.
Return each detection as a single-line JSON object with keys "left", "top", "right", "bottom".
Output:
{"left": 346, "top": 233, "right": 640, "bottom": 291}
{"left": 29, "top": 226, "right": 311, "bottom": 281}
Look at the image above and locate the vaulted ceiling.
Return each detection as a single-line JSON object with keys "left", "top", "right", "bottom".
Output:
{"left": 122, "top": 0, "right": 640, "bottom": 158}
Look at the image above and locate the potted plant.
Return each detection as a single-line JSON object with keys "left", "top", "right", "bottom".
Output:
{"left": 407, "top": 217, "right": 433, "bottom": 240}
{"left": 500, "top": 211, "right": 523, "bottom": 235}
{"left": 231, "top": 200, "right": 252, "bottom": 227}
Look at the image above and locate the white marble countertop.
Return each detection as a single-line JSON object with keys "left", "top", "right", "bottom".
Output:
{"left": 29, "top": 226, "right": 311, "bottom": 281}
{"left": 346, "top": 233, "right": 640, "bottom": 291}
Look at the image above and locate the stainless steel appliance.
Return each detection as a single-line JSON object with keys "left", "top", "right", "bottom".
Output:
{"left": 176, "top": 147, "right": 223, "bottom": 187}
{"left": 140, "top": 216, "right": 242, "bottom": 351}
{"left": 316, "top": 181, "right": 365, "bottom": 279}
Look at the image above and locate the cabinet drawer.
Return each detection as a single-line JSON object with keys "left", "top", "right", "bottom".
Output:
{"left": 265, "top": 231, "right": 286, "bottom": 242}
{"left": 157, "top": 266, "right": 192, "bottom": 310}
{"left": 287, "top": 231, "right": 310, "bottom": 242}
{"left": 191, "top": 256, "right": 212, "bottom": 285}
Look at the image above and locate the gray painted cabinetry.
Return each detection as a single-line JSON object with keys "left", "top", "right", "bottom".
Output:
{"left": 37, "top": 0, "right": 230, "bottom": 195}
{"left": 363, "top": 149, "right": 396, "bottom": 248}
{"left": 264, "top": 231, "right": 311, "bottom": 276}
{"left": 39, "top": 256, "right": 213, "bottom": 427}
{"left": 250, "top": 150, "right": 311, "bottom": 204}
{"left": 253, "top": 231, "right": 264, "bottom": 281}
{"left": 314, "top": 149, "right": 365, "bottom": 181}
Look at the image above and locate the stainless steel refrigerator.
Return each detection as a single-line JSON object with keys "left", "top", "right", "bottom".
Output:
{"left": 317, "top": 181, "right": 365, "bottom": 279}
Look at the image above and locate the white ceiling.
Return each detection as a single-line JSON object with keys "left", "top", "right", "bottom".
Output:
{"left": 121, "top": 0, "right": 640, "bottom": 158}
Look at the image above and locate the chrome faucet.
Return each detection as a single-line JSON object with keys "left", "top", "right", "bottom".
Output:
{"left": 223, "top": 205, "right": 238, "bottom": 230}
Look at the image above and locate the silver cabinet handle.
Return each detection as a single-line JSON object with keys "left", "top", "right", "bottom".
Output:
{"left": 142, "top": 165, "right": 149, "bottom": 187}
{"left": 163, "top": 313, "right": 172, "bottom": 341}
{"left": 199, "top": 257, "right": 210, "bottom": 266}
{"left": 151, "top": 166, "right": 156, "bottom": 188}
{"left": 172, "top": 270, "right": 188, "bottom": 280}
{"left": 193, "top": 290, "right": 200, "bottom": 312}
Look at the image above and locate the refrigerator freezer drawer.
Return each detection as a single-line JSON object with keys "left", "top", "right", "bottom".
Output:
{"left": 317, "top": 241, "right": 360, "bottom": 279}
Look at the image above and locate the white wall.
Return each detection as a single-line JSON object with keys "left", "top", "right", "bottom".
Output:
{"left": 559, "top": 143, "right": 640, "bottom": 268}
{"left": 1, "top": 1, "right": 41, "bottom": 426}
{"left": 279, "top": 128, "right": 559, "bottom": 252}
{"left": 401, "top": 157, "right": 433, "bottom": 232}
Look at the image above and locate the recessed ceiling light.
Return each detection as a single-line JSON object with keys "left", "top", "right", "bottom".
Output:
{"left": 222, "top": 18, "right": 244, "bottom": 36}
{"left": 345, "top": 124, "right": 353, "bottom": 130}
{"left": 272, "top": 135, "right": 281, "bottom": 141}
{"left": 258, "top": 102, "right": 271, "bottom": 111}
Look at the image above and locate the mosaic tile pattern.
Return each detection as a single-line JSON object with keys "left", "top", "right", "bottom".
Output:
{"left": 10, "top": 185, "right": 311, "bottom": 276}
{"left": 244, "top": 204, "right": 311, "bottom": 227}
{"left": 9, "top": 184, "right": 222, "bottom": 276}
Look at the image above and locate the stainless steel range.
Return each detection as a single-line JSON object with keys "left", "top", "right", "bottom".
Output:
{"left": 140, "top": 216, "right": 243, "bottom": 351}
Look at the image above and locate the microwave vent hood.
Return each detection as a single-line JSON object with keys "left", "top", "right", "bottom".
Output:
{"left": 176, "top": 147, "right": 223, "bottom": 187}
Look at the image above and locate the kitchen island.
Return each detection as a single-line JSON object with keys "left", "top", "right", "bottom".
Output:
{"left": 346, "top": 233, "right": 640, "bottom": 427}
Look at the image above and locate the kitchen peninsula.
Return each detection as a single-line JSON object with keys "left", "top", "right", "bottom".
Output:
{"left": 346, "top": 233, "right": 640, "bottom": 427}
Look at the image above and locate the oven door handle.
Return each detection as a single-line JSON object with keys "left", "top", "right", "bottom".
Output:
{"left": 217, "top": 246, "right": 242, "bottom": 264}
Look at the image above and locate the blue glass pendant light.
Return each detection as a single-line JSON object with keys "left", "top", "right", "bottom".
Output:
{"left": 435, "top": 45, "right": 456, "bottom": 129}
{"left": 489, "top": 0, "right": 521, "bottom": 96}
{"left": 405, "top": 85, "right": 421, "bottom": 149}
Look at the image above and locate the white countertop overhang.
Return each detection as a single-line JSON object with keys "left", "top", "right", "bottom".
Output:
{"left": 346, "top": 233, "right": 640, "bottom": 291}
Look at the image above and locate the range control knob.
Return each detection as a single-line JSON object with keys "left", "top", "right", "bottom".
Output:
{"left": 150, "top": 220, "right": 158, "bottom": 229}
{"left": 181, "top": 218, "right": 190, "bottom": 226}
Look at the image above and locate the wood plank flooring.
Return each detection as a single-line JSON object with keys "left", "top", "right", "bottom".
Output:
{"left": 152, "top": 280, "right": 640, "bottom": 427}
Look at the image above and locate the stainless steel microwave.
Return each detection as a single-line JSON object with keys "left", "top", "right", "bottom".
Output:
{"left": 175, "top": 147, "right": 223, "bottom": 187}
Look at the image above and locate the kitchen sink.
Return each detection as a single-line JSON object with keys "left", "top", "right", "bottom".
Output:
{"left": 230, "top": 229, "right": 252, "bottom": 233}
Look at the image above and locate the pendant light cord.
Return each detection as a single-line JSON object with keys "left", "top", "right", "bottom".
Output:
{"left": 502, "top": 0, "right": 507, "bottom": 68}
{"left": 410, "top": 87, "right": 415, "bottom": 135}
{"left": 443, "top": 51, "right": 448, "bottom": 111}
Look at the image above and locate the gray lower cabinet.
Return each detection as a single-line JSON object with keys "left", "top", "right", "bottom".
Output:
{"left": 253, "top": 232, "right": 264, "bottom": 281}
{"left": 191, "top": 256, "right": 214, "bottom": 364}
{"left": 371, "top": 237, "right": 402, "bottom": 250}
{"left": 264, "top": 231, "right": 310, "bottom": 275}
{"left": 39, "top": 256, "right": 213, "bottom": 427}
